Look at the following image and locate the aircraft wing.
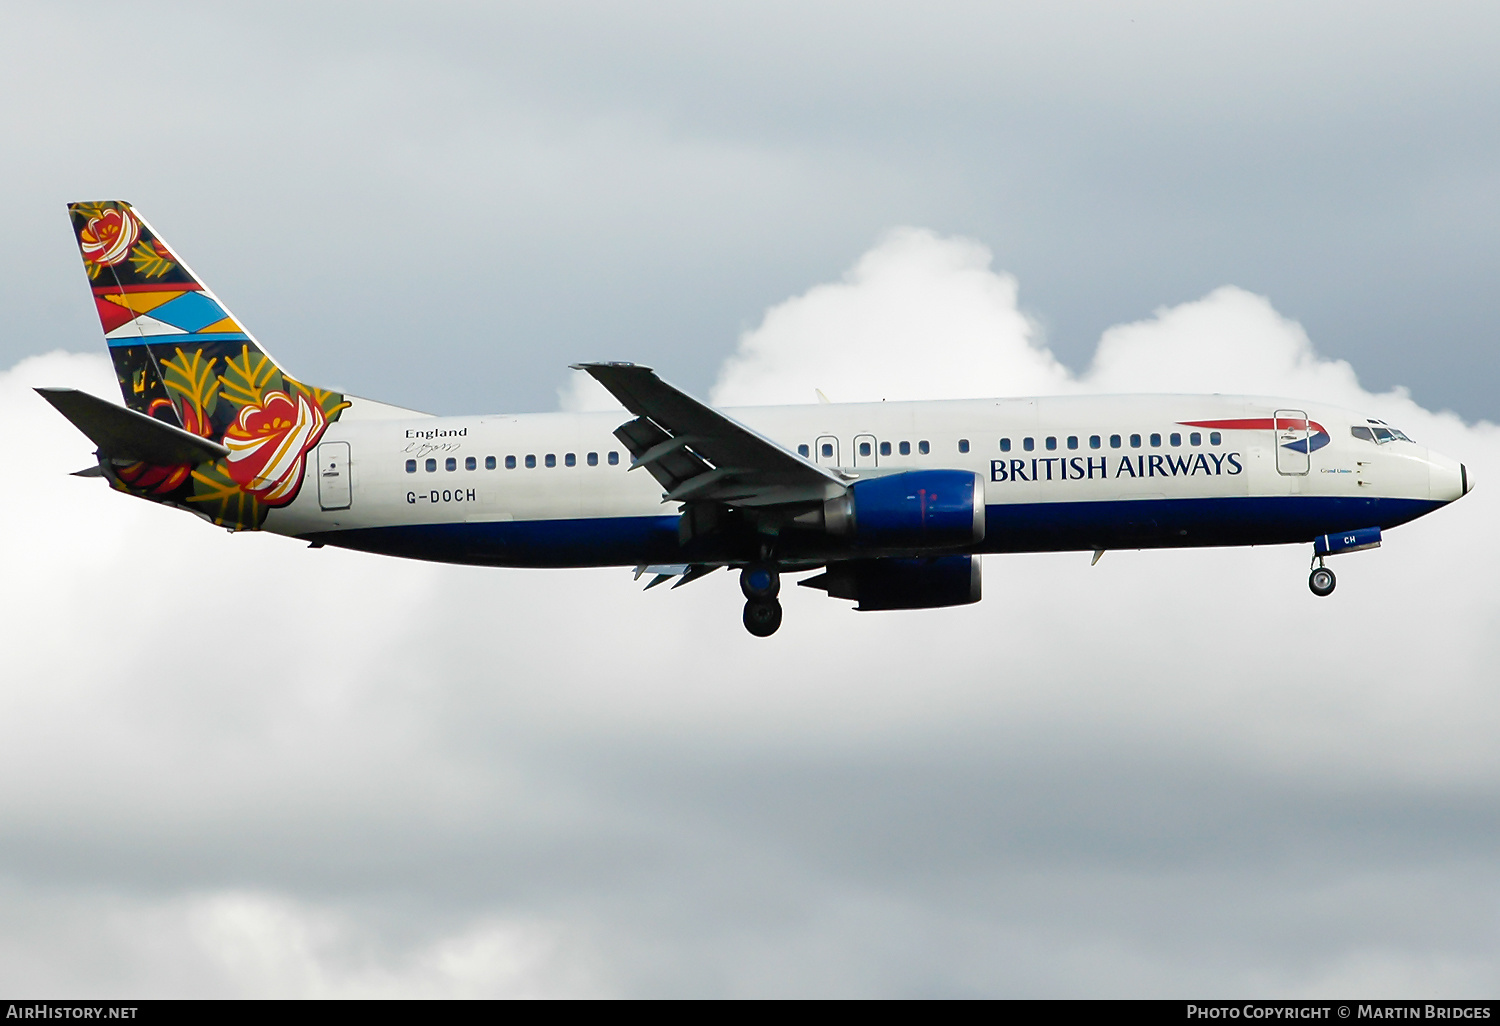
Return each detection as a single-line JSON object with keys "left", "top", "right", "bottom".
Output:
{"left": 572, "top": 363, "right": 847, "bottom": 507}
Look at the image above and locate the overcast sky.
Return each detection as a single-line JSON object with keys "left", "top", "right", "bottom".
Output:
{"left": 4, "top": 0, "right": 1500, "bottom": 997}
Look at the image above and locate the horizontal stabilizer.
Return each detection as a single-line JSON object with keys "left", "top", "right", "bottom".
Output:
{"left": 36, "top": 387, "right": 229, "bottom": 465}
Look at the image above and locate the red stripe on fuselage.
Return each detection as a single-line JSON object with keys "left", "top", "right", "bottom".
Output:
{"left": 1179, "top": 417, "right": 1327, "bottom": 435}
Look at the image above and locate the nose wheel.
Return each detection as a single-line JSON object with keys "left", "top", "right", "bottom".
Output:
{"left": 1309, "top": 566, "right": 1336, "bottom": 597}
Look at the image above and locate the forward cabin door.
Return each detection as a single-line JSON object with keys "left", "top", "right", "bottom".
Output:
{"left": 1274, "top": 410, "right": 1310, "bottom": 475}
{"left": 317, "top": 441, "right": 352, "bottom": 510}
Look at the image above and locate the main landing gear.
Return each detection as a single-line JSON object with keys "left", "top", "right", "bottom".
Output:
{"left": 1308, "top": 559, "right": 1336, "bottom": 597}
{"left": 741, "top": 561, "right": 782, "bottom": 637}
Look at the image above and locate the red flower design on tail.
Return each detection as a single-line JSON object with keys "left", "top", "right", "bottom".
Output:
{"left": 114, "top": 398, "right": 213, "bottom": 495}
{"left": 222, "top": 390, "right": 328, "bottom": 505}
{"left": 79, "top": 208, "right": 140, "bottom": 267}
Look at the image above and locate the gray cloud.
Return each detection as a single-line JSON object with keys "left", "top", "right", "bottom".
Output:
{"left": 6, "top": 1, "right": 1500, "bottom": 994}
{"left": 4, "top": 211, "right": 1499, "bottom": 993}
{"left": 3, "top": 1, "right": 1500, "bottom": 418}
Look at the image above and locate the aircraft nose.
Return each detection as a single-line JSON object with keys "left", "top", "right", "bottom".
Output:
{"left": 1428, "top": 453, "right": 1468, "bottom": 502}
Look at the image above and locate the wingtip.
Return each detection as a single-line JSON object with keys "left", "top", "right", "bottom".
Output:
{"left": 570, "top": 361, "right": 653, "bottom": 373}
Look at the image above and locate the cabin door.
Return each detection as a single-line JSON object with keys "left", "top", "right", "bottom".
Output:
{"left": 1273, "top": 410, "right": 1310, "bottom": 475}
{"left": 317, "top": 441, "right": 352, "bottom": 510}
{"left": 853, "top": 434, "right": 878, "bottom": 468}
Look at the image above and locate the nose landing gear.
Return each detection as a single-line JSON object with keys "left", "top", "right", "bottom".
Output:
{"left": 740, "top": 562, "right": 783, "bottom": 636}
{"left": 1308, "top": 560, "right": 1336, "bottom": 597}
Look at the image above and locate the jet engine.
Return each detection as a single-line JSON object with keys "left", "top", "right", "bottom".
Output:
{"left": 799, "top": 555, "right": 982, "bottom": 611}
{"left": 816, "top": 469, "right": 985, "bottom": 551}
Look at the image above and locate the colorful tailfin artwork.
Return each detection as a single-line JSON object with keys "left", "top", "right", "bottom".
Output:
{"left": 67, "top": 200, "right": 351, "bottom": 529}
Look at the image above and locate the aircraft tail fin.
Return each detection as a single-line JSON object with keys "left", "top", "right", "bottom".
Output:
{"left": 63, "top": 201, "right": 351, "bottom": 528}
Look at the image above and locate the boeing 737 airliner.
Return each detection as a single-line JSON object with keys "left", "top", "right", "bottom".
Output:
{"left": 40, "top": 202, "right": 1472, "bottom": 635}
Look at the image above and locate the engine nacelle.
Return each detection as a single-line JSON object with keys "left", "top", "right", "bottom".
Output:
{"left": 802, "top": 555, "right": 982, "bottom": 611}
{"left": 820, "top": 469, "right": 985, "bottom": 551}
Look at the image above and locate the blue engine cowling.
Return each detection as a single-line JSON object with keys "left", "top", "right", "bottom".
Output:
{"left": 825, "top": 469, "right": 985, "bottom": 551}
{"left": 800, "top": 555, "right": 982, "bottom": 611}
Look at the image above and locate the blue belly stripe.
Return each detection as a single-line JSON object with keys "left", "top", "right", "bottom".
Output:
{"left": 299, "top": 495, "right": 1447, "bottom": 568}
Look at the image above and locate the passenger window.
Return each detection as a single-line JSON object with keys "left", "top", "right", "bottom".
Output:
{"left": 485, "top": 455, "right": 496, "bottom": 469}
{"left": 405, "top": 459, "right": 416, "bottom": 473}
{"left": 1350, "top": 426, "right": 1375, "bottom": 442}
{"left": 880, "top": 441, "right": 891, "bottom": 456}
{"left": 505, "top": 455, "right": 517, "bottom": 469}
{"left": 465, "top": 456, "right": 477, "bottom": 470}
{"left": 1169, "top": 433, "right": 1181, "bottom": 447}
{"left": 545, "top": 454, "right": 557, "bottom": 468}
{"left": 958, "top": 439, "right": 969, "bottom": 454}
{"left": 1150, "top": 433, "right": 1161, "bottom": 447}
{"left": 565, "top": 453, "right": 576, "bottom": 467}
{"left": 821, "top": 443, "right": 834, "bottom": 458}
{"left": 1023, "top": 437, "right": 1035, "bottom": 452}
{"left": 588, "top": 452, "right": 599, "bottom": 466}
{"left": 608, "top": 451, "right": 619, "bottom": 465}
{"left": 1189, "top": 433, "right": 1201, "bottom": 447}
{"left": 1130, "top": 434, "right": 1141, "bottom": 448}
{"left": 1110, "top": 434, "right": 1121, "bottom": 449}
{"left": 445, "top": 457, "right": 457, "bottom": 471}
{"left": 798, "top": 444, "right": 810, "bottom": 457}
{"left": 525, "top": 455, "right": 536, "bottom": 469}
{"left": 1066, "top": 436, "right": 1078, "bottom": 450}
{"left": 1090, "top": 435, "right": 1101, "bottom": 449}
{"left": 1000, "top": 438, "right": 1011, "bottom": 452}
{"left": 859, "top": 441, "right": 872, "bottom": 457}
{"left": 900, "top": 441, "right": 911, "bottom": 456}
{"left": 426, "top": 458, "right": 437, "bottom": 472}
{"left": 1045, "top": 437, "right": 1057, "bottom": 451}
{"left": 1209, "top": 432, "right": 1222, "bottom": 446}
{"left": 918, "top": 440, "right": 930, "bottom": 455}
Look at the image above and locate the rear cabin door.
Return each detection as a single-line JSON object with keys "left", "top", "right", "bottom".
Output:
{"left": 815, "top": 435, "right": 840, "bottom": 469}
{"left": 1274, "top": 410, "right": 1310, "bottom": 475}
{"left": 317, "top": 441, "right": 352, "bottom": 510}
{"left": 853, "top": 434, "right": 878, "bottom": 468}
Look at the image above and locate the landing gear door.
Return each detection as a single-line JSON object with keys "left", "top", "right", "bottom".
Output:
{"left": 853, "top": 434, "right": 877, "bottom": 468}
{"left": 317, "top": 441, "right": 352, "bottom": 510}
{"left": 815, "top": 435, "right": 840, "bottom": 469}
{"left": 1274, "top": 410, "right": 1310, "bottom": 476}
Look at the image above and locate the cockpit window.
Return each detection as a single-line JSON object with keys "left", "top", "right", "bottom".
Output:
{"left": 1358, "top": 419, "right": 1414, "bottom": 444}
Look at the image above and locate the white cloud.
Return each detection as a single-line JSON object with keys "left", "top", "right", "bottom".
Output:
{"left": 6, "top": 230, "right": 1500, "bottom": 995}
{"left": 711, "top": 228, "right": 1067, "bottom": 406}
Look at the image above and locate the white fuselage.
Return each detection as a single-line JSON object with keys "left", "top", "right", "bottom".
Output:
{"left": 268, "top": 393, "right": 1466, "bottom": 568}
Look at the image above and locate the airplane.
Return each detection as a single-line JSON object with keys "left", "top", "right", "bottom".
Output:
{"left": 39, "top": 201, "right": 1473, "bottom": 637}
